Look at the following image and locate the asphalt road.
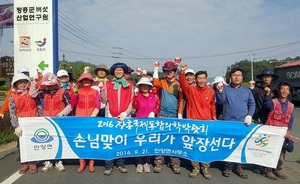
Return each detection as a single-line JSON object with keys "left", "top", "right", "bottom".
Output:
{"left": 0, "top": 108, "right": 300, "bottom": 184}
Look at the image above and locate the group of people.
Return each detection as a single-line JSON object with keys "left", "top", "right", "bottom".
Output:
{"left": 0, "top": 59, "right": 294, "bottom": 180}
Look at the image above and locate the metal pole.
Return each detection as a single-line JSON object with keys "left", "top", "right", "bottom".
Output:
{"left": 250, "top": 53, "right": 253, "bottom": 81}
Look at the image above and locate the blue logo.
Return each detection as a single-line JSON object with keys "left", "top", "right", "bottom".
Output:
{"left": 31, "top": 128, "right": 54, "bottom": 143}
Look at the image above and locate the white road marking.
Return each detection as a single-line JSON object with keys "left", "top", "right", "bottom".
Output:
{"left": 0, "top": 170, "right": 22, "bottom": 184}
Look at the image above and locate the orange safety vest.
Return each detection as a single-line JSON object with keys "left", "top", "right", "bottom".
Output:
{"left": 106, "top": 80, "right": 133, "bottom": 117}
{"left": 11, "top": 92, "right": 38, "bottom": 117}
{"left": 43, "top": 89, "right": 65, "bottom": 116}
{"left": 265, "top": 98, "right": 294, "bottom": 127}
{"left": 75, "top": 87, "right": 98, "bottom": 116}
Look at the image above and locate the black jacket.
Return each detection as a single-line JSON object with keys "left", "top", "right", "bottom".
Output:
{"left": 251, "top": 81, "right": 278, "bottom": 124}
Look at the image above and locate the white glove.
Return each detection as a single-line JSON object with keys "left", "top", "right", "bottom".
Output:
{"left": 0, "top": 113, "right": 4, "bottom": 119}
{"left": 14, "top": 126, "right": 22, "bottom": 137}
{"left": 178, "top": 113, "right": 183, "bottom": 119}
{"left": 153, "top": 62, "right": 159, "bottom": 79}
{"left": 118, "top": 112, "right": 128, "bottom": 122}
{"left": 148, "top": 111, "right": 155, "bottom": 118}
{"left": 244, "top": 115, "right": 252, "bottom": 126}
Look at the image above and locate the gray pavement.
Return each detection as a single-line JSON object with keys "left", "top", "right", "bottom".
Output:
{"left": 1, "top": 108, "right": 300, "bottom": 184}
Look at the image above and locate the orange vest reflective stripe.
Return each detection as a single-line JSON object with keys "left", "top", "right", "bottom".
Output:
{"left": 43, "top": 89, "right": 65, "bottom": 116}
{"left": 266, "top": 98, "right": 294, "bottom": 127}
{"left": 11, "top": 92, "right": 38, "bottom": 117}
{"left": 75, "top": 87, "right": 97, "bottom": 116}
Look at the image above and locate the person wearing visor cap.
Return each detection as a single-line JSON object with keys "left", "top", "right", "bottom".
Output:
{"left": 100, "top": 62, "right": 134, "bottom": 175}
{"left": 263, "top": 81, "right": 294, "bottom": 180}
{"left": 152, "top": 60, "right": 183, "bottom": 174}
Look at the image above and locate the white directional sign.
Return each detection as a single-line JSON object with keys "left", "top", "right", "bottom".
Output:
{"left": 14, "top": 0, "right": 58, "bottom": 76}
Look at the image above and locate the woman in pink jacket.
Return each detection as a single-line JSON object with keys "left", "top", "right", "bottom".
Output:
{"left": 132, "top": 77, "right": 160, "bottom": 173}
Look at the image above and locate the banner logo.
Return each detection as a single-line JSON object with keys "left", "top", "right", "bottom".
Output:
{"left": 255, "top": 134, "right": 270, "bottom": 147}
{"left": 31, "top": 128, "right": 53, "bottom": 143}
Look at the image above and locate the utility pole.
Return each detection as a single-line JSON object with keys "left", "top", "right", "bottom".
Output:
{"left": 250, "top": 53, "right": 255, "bottom": 81}
{"left": 112, "top": 47, "right": 123, "bottom": 62}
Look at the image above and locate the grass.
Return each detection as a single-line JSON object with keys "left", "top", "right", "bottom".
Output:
{"left": 0, "top": 112, "right": 16, "bottom": 145}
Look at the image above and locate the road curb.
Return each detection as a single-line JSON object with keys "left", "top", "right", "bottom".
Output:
{"left": 0, "top": 141, "right": 17, "bottom": 153}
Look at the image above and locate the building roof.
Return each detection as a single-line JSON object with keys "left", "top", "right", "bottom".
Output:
{"left": 276, "top": 60, "right": 300, "bottom": 68}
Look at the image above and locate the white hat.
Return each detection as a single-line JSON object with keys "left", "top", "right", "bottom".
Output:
{"left": 17, "top": 67, "right": 29, "bottom": 74}
{"left": 136, "top": 77, "right": 153, "bottom": 87}
{"left": 57, "top": 69, "right": 69, "bottom": 77}
{"left": 212, "top": 76, "right": 227, "bottom": 85}
{"left": 11, "top": 73, "right": 31, "bottom": 87}
{"left": 185, "top": 69, "right": 195, "bottom": 75}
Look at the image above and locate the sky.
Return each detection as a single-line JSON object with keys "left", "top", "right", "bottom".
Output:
{"left": 1, "top": 0, "right": 300, "bottom": 78}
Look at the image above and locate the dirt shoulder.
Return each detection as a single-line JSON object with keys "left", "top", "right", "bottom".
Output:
{"left": 0, "top": 141, "right": 17, "bottom": 153}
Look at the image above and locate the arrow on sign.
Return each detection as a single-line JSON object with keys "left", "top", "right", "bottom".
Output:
{"left": 38, "top": 60, "right": 49, "bottom": 71}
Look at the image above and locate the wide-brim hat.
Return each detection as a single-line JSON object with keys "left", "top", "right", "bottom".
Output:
{"left": 77, "top": 73, "right": 94, "bottom": 83}
{"left": 94, "top": 64, "right": 109, "bottom": 75}
{"left": 136, "top": 77, "right": 153, "bottom": 87}
{"left": 211, "top": 76, "right": 227, "bottom": 85}
{"left": 110, "top": 62, "right": 128, "bottom": 76}
{"left": 256, "top": 69, "right": 279, "bottom": 80}
{"left": 12, "top": 73, "right": 31, "bottom": 87}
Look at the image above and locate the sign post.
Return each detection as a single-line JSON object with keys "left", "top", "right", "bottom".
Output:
{"left": 13, "top": 0, "right": 58, "bottom": 76}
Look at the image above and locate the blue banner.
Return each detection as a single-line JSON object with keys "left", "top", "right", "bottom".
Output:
{"left": 19, "top": 117, "right": 286, "bottom": 168}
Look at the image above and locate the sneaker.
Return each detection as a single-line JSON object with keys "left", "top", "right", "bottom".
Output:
{"left": 153, "top": 164, "right": 162, "bottom": 173}
{"left": 201, "top": 167, "right": 212, "bottom": 180}
{"left": 55, "top": 161, "right": 65, "bottom": 172}
{"left": 223, "top": 169, "right": 232, "bottom": 177}
{"left": 172, "top": 164, "right": 181, "bottom": 174}
{"left": 29, "top": 164, "right": 38, "bottom": 174}
{"left": 104, "top": 168, "right": 113, "bottom": 176}
{"left": 136, "top": 164, "right": 143, "bottom": 173}
{"left": 189, "top": 167, "right": 199, "bottom": 178}
{"left": 143, "top": 163, "right": 151, "bottom": 173}
{"left": 116, "top": 166, "right": 128, "bottom": 173}
{"left": 273, "top": 169, "right": 287, "bottom": 180}
{"left": 41, "top": 161, "right": 53, "bottom": 172}
{"left": 236, "top": 166, "right": 248, "bottom": 179}
{"left": 19, "top": 164, "right": 29, "bottom": 174}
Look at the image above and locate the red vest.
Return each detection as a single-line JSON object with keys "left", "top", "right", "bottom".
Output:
{"left": 75, "top": 87, "right": 98, "bottom": 116}
{"left": 135, "top": 93, "right": 157, "bottom": 118}
{"left": 265, "top": 98, "right": 294, "bottom": 127}
{"left": 43, "top": 89, "right": 65, "bottom": 116}
{"left": 106, "top": 80, "right": 133, "bottom": 117}
{"left": 11, "top": 92, "right": 38, "bottom": 117}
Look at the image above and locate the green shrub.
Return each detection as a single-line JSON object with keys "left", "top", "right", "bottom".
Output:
{"left": 0, "top": 112, "right": 16, "bottom": 145}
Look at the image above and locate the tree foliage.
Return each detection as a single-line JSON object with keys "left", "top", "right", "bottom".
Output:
{"left": 224, "top": 57, "right": 300, "bottom": 83}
